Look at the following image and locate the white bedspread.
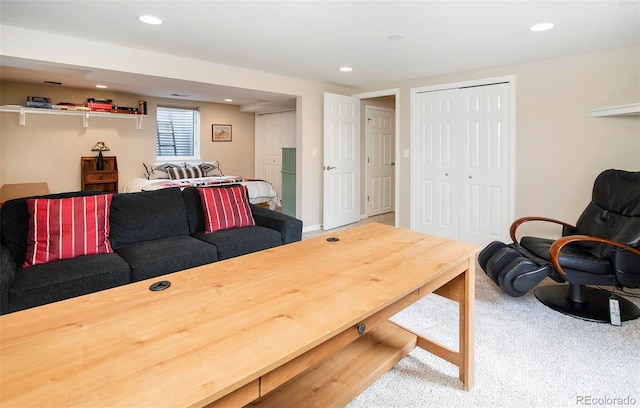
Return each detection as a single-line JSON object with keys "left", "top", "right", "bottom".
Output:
{"left": 123, "top": 176, "right": 281, "bottom": 210}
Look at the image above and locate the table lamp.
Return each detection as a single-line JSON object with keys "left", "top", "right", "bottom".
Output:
{"left": 91, "top": 142, "right": 110, "bottom": 170}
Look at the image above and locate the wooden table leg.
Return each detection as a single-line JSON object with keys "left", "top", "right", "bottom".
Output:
{"left": 460, "top": 259, "right": 475, "bottom": 390}
{"left": 411, "top": 257, "right": 475, "bottom": 391}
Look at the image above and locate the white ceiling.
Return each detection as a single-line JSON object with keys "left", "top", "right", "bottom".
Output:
{"left": 1, "top": 1, "right": 639, "bottom": 106}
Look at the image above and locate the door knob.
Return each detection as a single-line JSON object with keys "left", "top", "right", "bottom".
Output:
{"left": 391, "top": 162, "right": 395, "bottom": 166}
{"left": 324, "top": 166, "right": 336, "bottom": 170}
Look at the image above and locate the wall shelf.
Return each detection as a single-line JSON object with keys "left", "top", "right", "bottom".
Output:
{"left": 0, "top": 105, "right": 146, "bottom": 129}
{"left": 589, "top": 103, "right": 640, "bottom": 117}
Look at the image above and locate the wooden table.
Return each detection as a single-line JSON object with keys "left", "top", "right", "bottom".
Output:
{"left": 0, "top": 223, "right": 479, "bottom": 407}
{"left": 0, "top": 182, "right": 49, "bottom": 206}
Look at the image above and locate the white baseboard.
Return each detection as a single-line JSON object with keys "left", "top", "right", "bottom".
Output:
{"left": 302, "top": 224, "right": 322, "bottom": 233}
{"left": 304, "top": 214, "right": 368, "bottom": 233}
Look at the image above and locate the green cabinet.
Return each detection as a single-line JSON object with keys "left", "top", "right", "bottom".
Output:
{"left": 281, "top": 148, "right": 296, "bottom": 217}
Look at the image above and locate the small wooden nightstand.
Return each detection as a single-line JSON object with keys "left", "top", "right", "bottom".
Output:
{"left": 81, "top": 156, "right": 118, "bottom": 193}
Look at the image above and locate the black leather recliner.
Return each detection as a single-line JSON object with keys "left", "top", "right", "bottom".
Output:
{"left": 478, "top": 169, "right": 640, "bottom": 323}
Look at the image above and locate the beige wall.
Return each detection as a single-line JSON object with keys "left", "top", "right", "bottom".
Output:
{"left": 0, "top": 24, "right": 353, "bottom": 229}
{"left": 365, "top": 46, "right": 639, "bottom": 237}
{"left": 0, "top": 81, "right": 256, "bottom": 193}
{"left": 1, "top": 23, "right": 638, "bottom": 237}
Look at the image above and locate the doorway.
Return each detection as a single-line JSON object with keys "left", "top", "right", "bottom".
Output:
{"left": 357, "top": 90, "right": 399, "bottom": 226}
{"left": 322, "top": 90, "right": 399, "bottom": 231}
{"left": 365, "top": 105, "right": 395, "bottom": 217}
{"left": 254, "top": 111, "right": 296, "bottom": 202}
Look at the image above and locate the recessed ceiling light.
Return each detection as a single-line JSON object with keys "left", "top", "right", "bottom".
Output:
{"left": 388, "top": 34, "right": 403, "bottom": 41}
{"left": 95, "top": 85, "right": 108, "bottom": 89}
{"left": 224, "top": 98, "right": 233, "bottom": 102}
{"left": 339, "top": 67, "right": 353, "bottom": 72}
{"left": 138, "top": 15, "right": 163, "bottom": 25}
{"left": 530, "top": 23, "right": 554, "bottom": 32}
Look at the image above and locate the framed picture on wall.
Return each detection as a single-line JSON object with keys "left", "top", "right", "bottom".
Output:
{"left": 212, "top": 124, "right": 232, "bottom": 142}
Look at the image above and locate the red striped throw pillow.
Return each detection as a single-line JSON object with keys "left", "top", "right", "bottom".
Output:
{"left": 23, "top": 194, "right": 114, "bottom": 267}
{"left": 197, "top": 185, "right": 255, "bottom": 233}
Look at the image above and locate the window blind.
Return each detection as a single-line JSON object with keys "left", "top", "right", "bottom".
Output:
{"left": 156, "top": 106, "right": 198, "bottom": 158}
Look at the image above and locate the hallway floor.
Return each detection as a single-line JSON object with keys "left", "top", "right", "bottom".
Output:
{"left": 302, "top": 212, "right": 395, "bottom": 240}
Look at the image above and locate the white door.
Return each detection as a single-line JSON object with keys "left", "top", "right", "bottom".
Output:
{"left": 458, "top": 83, "right": 511, "bottom": 245}
{"left": 415, "top": 88, "right": 460, "bottom": 240}
{"left": 255, "top": 111, "right": 296, "bottom": 198}
{"left": 414, "top": 82, "right": 511, "bottom": 246}
{"left": 366, "top": 106, "right": 395, "bottom": 217}
{"left": 323, "top": 92, "right": 360, "bottom": 230}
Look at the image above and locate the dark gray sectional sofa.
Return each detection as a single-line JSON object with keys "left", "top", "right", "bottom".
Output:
{"left": 0, "top": 186, "right": 302, "bottom": 314}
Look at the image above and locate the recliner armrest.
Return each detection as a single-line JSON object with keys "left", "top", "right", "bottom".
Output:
{"left": 250, "top": 204, "right": 303, "bottom": 244}
{"left": 0, "top": 244, "right": 17, "bottom": 315}
{"left": 509, "top": 216, "right": 575, "bottom": 243}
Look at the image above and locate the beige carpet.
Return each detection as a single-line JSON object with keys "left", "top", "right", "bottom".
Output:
{"left": 347, "top": 271, "right": 640, "bottom": 408}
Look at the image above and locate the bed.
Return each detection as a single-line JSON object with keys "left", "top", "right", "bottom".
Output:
{"left": 123, "top": 176, "right": 280, "bottom": 210}
{"left": 124, "top": 161, "right": 280, "bottom": 210}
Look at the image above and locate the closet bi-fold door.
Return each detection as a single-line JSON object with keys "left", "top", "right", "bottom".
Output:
{"left": 415, "top": 88, "right": 461, "bottom": 241}
{"left": 415, "top": 83, "right": 511, "bottom": 246}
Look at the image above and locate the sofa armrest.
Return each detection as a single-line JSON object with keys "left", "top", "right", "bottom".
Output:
{"left": 250, "top": 204, "right": 303, "bottom": 244}
{"left": 0, "top": 244, "right": 17, "bottom": 314}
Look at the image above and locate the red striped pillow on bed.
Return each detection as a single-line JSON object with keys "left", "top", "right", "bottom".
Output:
{"left": 197, "top": 185, "right": 255, "bottom": 233}
{"left": 23, "top": 194, "right": 114, "bottom": 267}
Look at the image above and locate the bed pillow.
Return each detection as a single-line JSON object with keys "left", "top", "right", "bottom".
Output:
{"left": 143, "top": 163, "right": 182, "bottom": 180}
{"left": 197, "top": 185, "right": 255, "bottom": 233}
{"left": 167, "top": 165, "right": 205, "bottom": 180}
{"left": 23, "top": 194, "right": 113, "bottom": 267}
{"left": 198, "top": 161, "right": 223, "bottom": 176}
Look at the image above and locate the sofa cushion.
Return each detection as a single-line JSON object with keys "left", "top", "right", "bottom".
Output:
{"left": 1, "top": 190, "right": 104, "bottom": 267}
{"left": 1, "top": 244, "right": 17, "bottom": 313}
{"left": 193, "top": 226, "right": 281, "bottom": 260}
{"left": 197, "top": 185, "right": 255, "bottom": 233}
{"left": 24, "top": 194, "right": 113, "bottom": 267}
{"left": 115, "top": 235, "right": 218, "bottom": 282}
{"left": 183, "top": 187, "right": 207, "bottom": 234}
{"left": 109, "top": 188, "right": 189, "bottom": 250}
{"left": 8, "top": 253, "right": 130, "bottom": 313}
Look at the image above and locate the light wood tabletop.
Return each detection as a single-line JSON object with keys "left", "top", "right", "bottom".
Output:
{"left": 0, "top": 223, "right": 479, "bottom": 407}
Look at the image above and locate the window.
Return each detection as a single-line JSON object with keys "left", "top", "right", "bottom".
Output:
{"left": 156, "top": 106, "right": 200, "bottom": 160}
